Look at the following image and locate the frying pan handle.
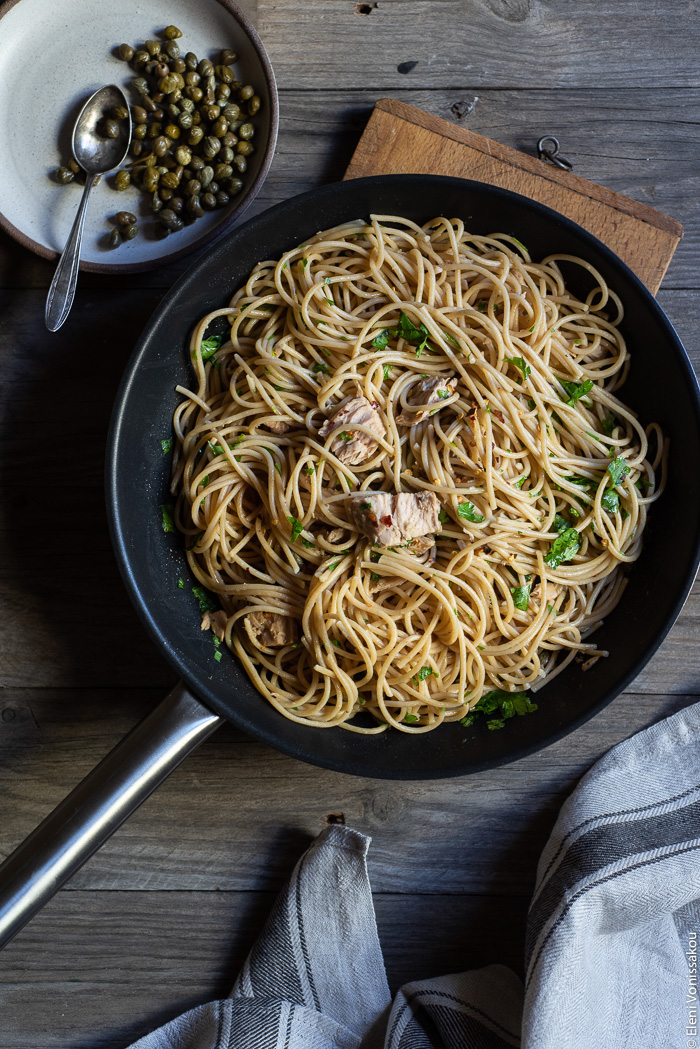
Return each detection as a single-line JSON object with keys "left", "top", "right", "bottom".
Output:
{"left": 0, "top": 682, "right": 222, "bottom": 951}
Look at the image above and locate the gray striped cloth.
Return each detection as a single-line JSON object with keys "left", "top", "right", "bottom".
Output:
{"left": 127, "top": 702, "right": 700, "bottom": 1048}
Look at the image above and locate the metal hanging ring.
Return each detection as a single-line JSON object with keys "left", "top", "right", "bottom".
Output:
{"left": 537, "top": 135, "right": 573, "bottom": 171}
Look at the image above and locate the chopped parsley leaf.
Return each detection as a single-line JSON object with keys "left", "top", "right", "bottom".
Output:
{"left": 460, "top": 688, "right": 537, "bottom": 729}
{"left": 404, "top": 714, "right": 419, "bottom": 723}
{"left": 214, "top": 649, "right": 222, "bottom": 662}
{"left": 607, "top": 456, "right": 630, "bottom": 487}
{"left": 161, "top": 503, "right": 176, "bottom": 534}
{"left": 200, "top": 334, "right": 223, "bottom": 360}
{"left": 508, "top": 356, "right": 531, "bottom": 382}
{"left": 510, "top": 236, "right": 528, "bottom": 254}
{"left": 312, "top": 361, "right": 329, "bottom": 373}
{"left": 552, "top": 514, "right": 569, "bottom": 533}
{"left": 192, "top": 586, "right": 217, "bottom": 613}
{"left": 161, "top": 437, "right": 173, "bottom": 454}
{"left": 457, "top": 501, "right": 485, "bottom": 523}
{"left": 559, "top": 378, "right": 594, "bottom": 406}
{"left": 287, "top": 515, "right": 304, "bottom": 542}
{"left": 177, "top": 577, "right": 184, "bottom": 589}
{"left": 544, "top": 527, "right": 580, "bottom": 568}
{"left": 602, "top": 415, "right": 618, "bottom": 436}
{"left": 274, "top": 461, "right": 282, "bottom": 475}
{"left": 601, "top": 489, "right": 620, "bottom": 513}
{"left": 510, "top": 582, "right": 531, "bottom": 611}
{"left": 438, "top": 508, "right": 449, "bottom": 523}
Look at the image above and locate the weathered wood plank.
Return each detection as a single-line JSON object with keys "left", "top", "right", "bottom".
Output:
{"left": 0, "top": 688, "right": 696, "bottom": 898}
{"left": 259, "top": 0, "right": 700, "bottom": 90}
{"left": 1, "top": 89, "right": 698, "bottom": 290}
{"left": 0, "top": 888, "right": 526, "bottom": 1048}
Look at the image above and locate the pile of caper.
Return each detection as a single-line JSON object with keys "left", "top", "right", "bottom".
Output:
{"left": 114, "top": 25, "right": 261, "bottom": 241}
{"left": 51, "top": 25, "right": 262, "bottom": 248}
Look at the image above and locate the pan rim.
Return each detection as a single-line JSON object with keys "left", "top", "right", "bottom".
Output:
{"left": 106, "top": 174, "right": 700, "bottom": 779}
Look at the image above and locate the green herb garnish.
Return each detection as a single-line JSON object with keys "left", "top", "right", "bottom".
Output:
{"left": 508, "top": 356, "right": 531, "bottom": 383}
{"left": 192, "top": 586, "right": 217, "bottom": 614}
{"left": 559, "top": 378, "right": 594, "bottom": 406}
{"left": 404, "top": 714, "right": 419, "bottom": 723}
{"left": 552, "top": 514, "right": 569, "bottom": 533}
{"left": 544, "top": 527, "right": 580, "bottom": 568}
{"left": 607, "top": 456, "right": 630, "bottom": 487}
{"left": 287, "top": 515, "right": 303, "bottom": 543}
{"left": 510, "top": 583, "right": 531, "bottom": 611}
{"left": 457, "top": 501, "right": 485, "bottom": 523}
{"left": 460, "top": 689, "right": 537, "bottom": 729}
{"left": 161, "top": 503, "right": 176, "bottom": 534}
{"left": 161, "top": 438, "right": 173, "bottom": 454}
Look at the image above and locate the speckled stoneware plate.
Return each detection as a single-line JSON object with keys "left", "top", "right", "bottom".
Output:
{"left": 0, "top": 0, "right": 278, "bottom": 272}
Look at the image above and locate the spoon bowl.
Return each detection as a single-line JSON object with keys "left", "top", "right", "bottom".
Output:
{"left": 72, "top": 85, "right": 131, "bottom": 175}
{"left": 45, "top": 85, "right": 131, "bottom": 332}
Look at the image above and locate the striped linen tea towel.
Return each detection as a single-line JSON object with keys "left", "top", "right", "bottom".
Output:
{"left": 126, "top": 701, "right": 700, "bottom": 1048}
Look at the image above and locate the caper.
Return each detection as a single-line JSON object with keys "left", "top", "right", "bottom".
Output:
{"left": 185, "top": 51, "right": 198, "bottom": 70}
{"left": 159, "top": 208, "right": 182, "bottom": 231}
{"left": 109, "top": 229, "right": 122, "bottom": 248}
{"left": 222, "top": 131, "right": 237, "bottom": 148}
{"left": 165, "top": 91, "right": 182, "bottom": 106}
{"left": 239, "top": 84, "right": 254, "bottom": 101}
{"left": 216, "top": 191, "right": 230, "bottom": 207}
{"left": 152, "top": 95, "right": 164, "bottom": 107}
{"left": 112, "top": 105, "right": 129, "bottom": 120}
{"left": 221, "top": 49, "right": 238, "bottom": 65}
{"left": 185, "top": 71, "right": 201, "bottom": 87}
{"left": 164, "top": 123, "right": 181, "bottom": 140}
{"left": 222, "top": 103, "right": 241, "bottom": 122}
{"left": 165, "top": 24, "right": 182, "bottom": 38}
{"left": 142, "top": 96, "right": 158, "bottom": 113}
{"left": 189, "top": 154, "right": 205, "bottom": 171}
{"left": 199, "top": 165, "right": 214, "bottom": 188}
{"left": 187, "top": 86, "right": 204, "bottom": 102}
{"left": 166, "top": 103, "right": 180, "bottom": 119}
{"left": 151, "top": 192, "right": 163, "bottom": 212}
{"left": 211, "top": 117, "right": 228, "bottom": 138}
{"left": 201, "top": 192, "right": 217, "bottom": 210}
{"left": 239, "top": 122, "right": 254, "bottom": 140}
{"left": 69, "top": 158, "right": 80, "bottom": 173}
{"left": 180, "top": 97, "right": 195, "bottom": 114}
{"left": 155, "top": 224, "right": 169, "bottom": 239}
{"left": 134, "top": 123, "right": 147, "bottom": 139}
{"left": 202, "top": 136, "right": 221, "bottom": 159}
{"left": 133, "top": 49, "right": 150, "bottom": 68}
{"left": 148, "top": 122, "right": 163, "bottom": 138}
{"left": 186, "top": 196, "right": 204, "bottom": 218}
{"left": 185, "top": 178, "right": 202, "bottom": 196}
{"left": 203, "top": 104, "right": 220, "bottom": 121}
{"left": 155, "top": 61, "right": 170, "bottom": 79}
{"left": 123, "top": 224, "right": 139, "bottom": 241}
{"left": 178, "top": 111, "right": 193, "bottom": 131}
{"left": 214, "top": 162, "right": 233, "bottom": 181}
{"left": 204, "top": 74, "right": 216, "bottom": 98}
{"left": 115, "top": 210, "right": 137, "bottom": 226}
{"left": 219, "top": 146, "right": 234, "bottom": 164}
{"left": 158, "top": 74, "right": 178, "bottom": 95}
{"left": 198, "top": 58, "right": 214, "bottom": 76}
{"left": 145, "top": 39, "right": 161, "bottom": 55}
{"left": 54, "top": 166, "right": 74, "bottom": 185}
{"left": 236, "top": 141, "right": 254, "bottom": 156}
{"left": 142, "top": 168, "right": 160, "bottom": 192}
{"left": 227, "top": 177, "right": 244, "bottom": 196}
{"left": 133, "top": 76, "right": 150, "bottom": 96}
{"left": 230, "top": 80, "right": 243, "bottom": 92}
{"left": 172, "top": 58, "right": 186, "bottom": 74}
{"left": 174, "top": 164, "right": 185, "bottom": 179}
{"left": 175, "top": 145, "right": 192, "bottom": 165}
{"left": 212, "top": 64, "right": 231, "bottom": 84}
{"left": 118, "top": 43, "right": 135, "bottom": 61}
{"left": 248, "top": 95, "right": 261, "bottom": 116}
{"left": 155, "top": 135, "right": 173, "bottom": 157}
{"left": 216, "top": 84, "right": 231, "bottom": 102}
{"left": 164, "top": 41, "right": 180, "bottom": 60}
{"left": 130, "top": 140, "right": 143, "bottom": 158}
{"left": 233, "top": 155, "right": 247, "bottom": 173}
{"left": 147, "top": 60, "right": 163, "bottom": 78}
{"left": 159, "top": 186, "right": 174, "bottom": 201}
{"left": 101, "top": 118, "right": 119, "bottom": 139}
{"left": 132, "top": 104, "right": 148, "bottom": 124}
{"left": 209, "top": 181, "right": 219, "bottom": 194}
{"left": 169, "top": 196, "right": 184, "bottom": 214}
{"left": 188, "top": 126, "right": 204, "bottom": 146}
{"left": 161, "top": 171, "right": 180, "bottom": 189}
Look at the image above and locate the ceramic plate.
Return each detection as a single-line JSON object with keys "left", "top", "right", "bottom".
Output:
{"left": 0, "top": 0, "right": 278, "bottom": 271}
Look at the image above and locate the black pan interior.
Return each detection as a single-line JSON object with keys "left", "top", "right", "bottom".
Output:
{"left": 107, "top": 175, "right": 700, "bottom": 779}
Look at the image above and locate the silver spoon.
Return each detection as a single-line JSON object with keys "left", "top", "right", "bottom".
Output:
{"left": 45, "top": 86, "right": 131, "bottom": 332}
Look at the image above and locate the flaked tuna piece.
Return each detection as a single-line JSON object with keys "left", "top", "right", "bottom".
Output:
{"left": 395, "top": 375, "right": 459, "bottom": 426}
{"left": 319, "top": 395, "right": 385, "bottom": 466}
{"left": 201, "top": 610, "right": 228, "bottom": 642}
{"left": 370, "top": 575, "right": 403, "bottom": 594}
{"left": 350, "top": 491, "right": 441, "bottom": 547}
{"left": 403, "top": 535, "right": 435, "bottom": 558}
{"left": 263, "top": 417, "right": 294, "bottom": 434}
{"left": 243, "top": 611, "right": 297, "bottom": 648}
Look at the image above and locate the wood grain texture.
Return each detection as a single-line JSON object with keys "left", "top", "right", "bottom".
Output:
{"left": 1, "top": 3, "right": 699, "bottom": 1046}
{"left": 344, "top": 98, "right": 682, "bottom": 292}
{"left": 259, "top": 0, "right": 700, "bottom": 90}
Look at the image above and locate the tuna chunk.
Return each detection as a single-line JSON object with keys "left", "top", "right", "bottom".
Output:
{"left": 263, "top": 417, "right": 294, "bottom": 434}
{"left": 350, "top": 491, "right": 441, "bottom": 547}
{"left": 319, "top": 396, "right": 385, "bottom": 465}
{"left": 403, "top": 535, "right": 436, "bottom": 558}
{"left": 395, "top": 375, "right": 459, "bottom": 426}
{"left": 243, "top": 611, "right": 297, "bottom": 648}
{"left": 201, "top": 610, "right": 228, "bottom": 642}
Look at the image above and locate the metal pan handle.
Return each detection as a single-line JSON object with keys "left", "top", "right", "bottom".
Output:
{"left": 0, "top": 682, "right": 222, "bottom": 950}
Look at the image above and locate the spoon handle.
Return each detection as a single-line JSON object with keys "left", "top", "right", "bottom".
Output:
{"left": 45, "top": 173, "right": 96, "bottom": 332}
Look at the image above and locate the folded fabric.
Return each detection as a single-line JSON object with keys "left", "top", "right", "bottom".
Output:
{"left": 126, "top": 701, "right": 700, "bottom": 1049}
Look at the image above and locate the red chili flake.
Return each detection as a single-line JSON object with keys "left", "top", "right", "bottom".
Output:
{"left": 380, "top": 515, "right": 393, "bottom": 526}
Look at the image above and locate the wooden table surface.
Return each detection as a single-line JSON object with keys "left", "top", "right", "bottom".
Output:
{"left": 1, "top": 2, "right": 699, "bottom": 1045}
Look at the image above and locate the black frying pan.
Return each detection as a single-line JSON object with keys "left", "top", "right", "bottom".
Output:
{"left": 2, "top": 175, "right": 699, "bottom": 948}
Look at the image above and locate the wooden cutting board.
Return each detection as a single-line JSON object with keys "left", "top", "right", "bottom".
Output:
{"left": 344, "top": 98, "right": 682, "bottom": 295}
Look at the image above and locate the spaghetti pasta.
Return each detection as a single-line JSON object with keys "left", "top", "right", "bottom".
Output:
{"left": 170, "top": 215, "right": 665, "bottom": 733}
